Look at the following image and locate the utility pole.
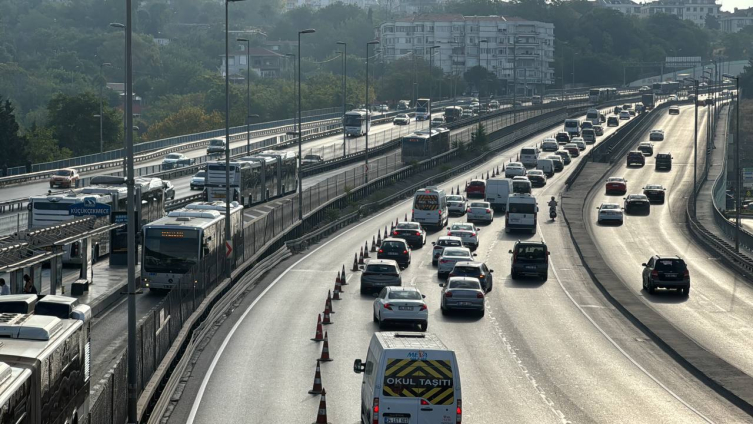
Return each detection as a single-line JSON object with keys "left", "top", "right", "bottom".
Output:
{"left": 237, "top": 38, "right": 252, "bottom": 155}
{"left": 365, "top": 40, "right": 379, "bottom": 181}
{"left": 337, "top": 42, "right": 347, "bottom": 157}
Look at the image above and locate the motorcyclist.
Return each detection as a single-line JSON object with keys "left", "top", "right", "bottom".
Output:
{"left": 548, "top": 196, "right": 558, "bottom": 218}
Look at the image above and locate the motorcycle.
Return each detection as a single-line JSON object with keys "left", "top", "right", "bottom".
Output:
{"left": 549, "top": 207, "right": 557, "bottom": 221}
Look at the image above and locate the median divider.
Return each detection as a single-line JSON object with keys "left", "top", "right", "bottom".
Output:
{"left": 560, "top": 102, "right": 753, "bottom": 415}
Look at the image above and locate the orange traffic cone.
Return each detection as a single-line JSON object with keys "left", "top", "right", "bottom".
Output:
{"left": 358, "top": 248, "right": 364, "bottom": 264}
{"left": 335, "top": 271, "right": 341, "bottom": 285}
{"left": 309, "top": 360, "right": 324, "bottom": 395}
{"left": 364, "top": 241, "right": 370, "bottom": 258}
{"left": 326, "top": 290, "right": 335, "bottom": 314}
{"left": 404, "top": 213, "right": 408, "bottom": 221}
{"left": 376, "top": 231, "right": 382, "bottom": 247}
{"left": 311, "top": 314, "right": 325, "bottom": 342}
{"left": 312, "top": 388, "right": 331, "bottom": 424}
{"left": 341, "top": 265, "right": 348, "bottom": 285}
{"left": 352, "top": 254, "right": 359, "bottom": 271}
{"left": 371, "top": 236, "right": 377, "bottom": 252}
{"left": 333, "top": 281, "right": 342, "bottom": 300}
{"left": 319, "top": 332, "right": 333, "bottom": 362}
{"left": 322, "top": 307, "right": 332, "bottom": 325}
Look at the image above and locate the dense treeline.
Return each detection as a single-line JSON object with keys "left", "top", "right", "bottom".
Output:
{"left": 0, "top": 0, "right": 750, "bottom": 165}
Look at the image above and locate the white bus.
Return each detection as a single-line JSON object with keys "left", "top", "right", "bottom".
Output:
{"left": 0, "top": 306, "right": 91, "bottom": 424}
{"left": 254, "top": 150, "right": 298, "bottom": 197}
{"left": 344, "top": 110, "right": 370, "bottom": 137}
{"left": 412, "top": 186, "right": 448, "bottom": 230}
{"left": 586, "top": 108, "right": 600, "bottom": 126}
{"left": 141, "top": 201, "right": 244, "bottom": 291}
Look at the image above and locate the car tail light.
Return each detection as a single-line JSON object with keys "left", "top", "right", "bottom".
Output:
{"left": 421, "top": 399, "right": 430, "bottom": 405}
{"left": 438, "top": 209, "right": 442, "bottom": 215}
{"left": 683, "top": 269, "right": 689, "bottom": 279}
{"left": 403, "top": 250, "right": 408, "bottom": 254}
{"left": 447, "top": 232, "right": 452, "bottom": 236}
{"left": 471, "top": 233, "right": 476, "bottom": 237}
{"left": 651, "top": 270, "right": 659, "bottom": 277}
{"left": 420, "top": 304, "right": 428, "bottom": 311}
{"left": 466, "top": 208, "right": 471, "bottom": 213}
{"left": 440, "top": 259, "right": 449, "bottom": 264}
{"left": 373, "top": 398, "right": 379, "bottom": 424}
{"left": 476, "top": 292, "right": 485, "bottom": 298}
{"left": 457, "top": 399, "right": 462, "bottom": 423}
{"left": 393, "top": 231, "right": 398, "bottom": 236}
{"left": 378, "top": 249, "right": 383, "bottom": 253}
{"left": 486, "top": 209, "right": 492, "bottom": 213}
{"left": 415, "top": 232, "right": 421, "bottom": 236}
{"left": 383, "top": 303, "right": 393, "bottom": 310}
{"left": 479, "top": 274, "right": 484, "bottom": 279}
{"left": 445, "top": 292, "right": 453, "bottom": 297}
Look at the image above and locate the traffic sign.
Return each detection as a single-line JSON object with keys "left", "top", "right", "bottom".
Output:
{"left": 225, "top": 241, "right": 233, "bottom": 258}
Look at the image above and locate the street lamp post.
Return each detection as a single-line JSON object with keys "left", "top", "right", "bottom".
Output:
{"left": 365, "top": 40, "right": 380, "bottom": 182}
{"left": 298, "top": 29, "right": 316, "bottom": 220}
{"left": 109, "top": 23, "right": 126, "bottom": 174}
{"left": 479, "top": 39, "right": 487, "bottom": 97}
{"left": 224, "top": 0, "right": 246, "bottom": 279}
{"left": 428, "top": 45, "right": 440, "bottom": 128}
{"left": 685, "top": 78, "right": 700, "bottom": 213}
{"left": 724, "top": 73, "right": 741, "bottom": 252}
{"left": 337, "top": 41, "right": 347, "bottom": 157}
{"left": 98, "top": 62, "right": 112, "bottom": 154}
{"left": 237, "top": 38, "right": 253, "bottom": 155}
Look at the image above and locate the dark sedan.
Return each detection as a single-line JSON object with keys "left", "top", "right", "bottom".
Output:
{"left": 624, "top": 194, "right": 651, "bottom": 214}
{"left": 377, "top": 238, "right": 412, "bottom": 268}
{"left": 643, "top": 184, "right": 666, "bottom": 203}
{"left": 391, "top": 222, "right": 426, "bottom": 248}
{"left": 555, "top": 132, "right": 570, "bottom": 144}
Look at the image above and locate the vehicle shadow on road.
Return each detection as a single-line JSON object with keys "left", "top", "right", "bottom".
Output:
{"left": 437, "top": 312, "right": 483, "bottom": 323}
{"left": 504, "top": 277, "right": 546, "bottom": 289}
{"left": 640, "top": 288, "right": 689, "bottom": 304}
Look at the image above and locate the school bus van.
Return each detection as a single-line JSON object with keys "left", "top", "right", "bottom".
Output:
{"left": 354, "top": 332, "right": 462, "bottom": 424}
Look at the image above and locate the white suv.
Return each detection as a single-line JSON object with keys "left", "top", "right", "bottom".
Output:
{"left": 505, "top": 162, "right": 526, "bottom": 178}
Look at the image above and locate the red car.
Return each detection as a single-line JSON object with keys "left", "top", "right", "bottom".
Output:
{"left": 465, "top": 179, "right": 486, "bottom": 199}
{"left": 605, "top": 177, "right": 627, "bottom": 195}
{"left": 49, "top": 168, "right": 80, "bottom": 188}
{"left": 563, "top": 143, "right": 580, "bottom": 158}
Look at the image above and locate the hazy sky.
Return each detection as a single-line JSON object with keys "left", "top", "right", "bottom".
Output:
{"left": 718, "top": 0, "right": 750, "bottom": 12}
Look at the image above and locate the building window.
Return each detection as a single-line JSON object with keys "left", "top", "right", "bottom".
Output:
{"left": 229, "top": 57, "right": 235, "bottom": 65}
{"left": 240, "top": 56, "right": 246, "bottom": 65}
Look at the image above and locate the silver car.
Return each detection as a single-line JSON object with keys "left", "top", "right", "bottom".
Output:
{"left": 373, "top": 286, "right": 428, "bottom": 331}
{"left": 437, "top": 247, "right": 476, "bottom": 278}
{"left": 432, "top": 236, "right": 463, "bottom": 265}
{"left": 446, "top": 223, "right": 479, "bottom": 250}
{"left": 466, "top": 201, "right": 493, "bottom": 224}
{"left": 440, "top": 277, "right": 485, "bottom": 316}
{"left": 446, "top": 195, "right": 467, "bottom": 216}
{"left": 360, "top": 260, "right": 402, "bottom": 295}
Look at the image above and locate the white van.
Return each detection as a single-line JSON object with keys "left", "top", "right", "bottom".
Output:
{"left": 564, "top": 119, "right": 581, "bottom": 138}
{"left": 519, "top": 146, "right": 539, "bottom": 168}
{"left": 485, "top": 178, "right": 511, "bottom": 212}
{"left": 412, "top": 186, "right": 448, "bottom": 230}
{"left": 354, "top": 332, "right": 462, "bottom": 424}
{"left": 586, "top": 109, "right": 600, "bottom": 126}
{"left": 536, "top": 158, "right": 554, "bottom": 178}
{"left": 505, "top": 193, "right": 538, "bottom": 234}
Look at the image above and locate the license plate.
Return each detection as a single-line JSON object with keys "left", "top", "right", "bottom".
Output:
{"left": 388, "top": 252, "right": 398, "bottom": 256}
{"left": 525, "top": 265, "right": 536, "bottom": 270}
{"left": 664, "top": 273, "right": 677, "bottom": 278}
{"left": 510, "top": 218, "right": 520, "bottom": 223}
{"left": 385, "top": 418, "right": 409, "bottom": 424}
{"left": 398, "top": 306, "right": 413, "bottom": 311}
{"left": 458, "top": 302, "right": 472, "bottom": 306}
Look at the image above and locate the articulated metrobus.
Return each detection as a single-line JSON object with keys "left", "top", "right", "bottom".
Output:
{"left": 344, "top": 110, "right": 370, "bottom": 137}
{"left": 401, "top": 128, "right": 451, "bottom": 163}
{"left": 141, "top": 201, "right": 244, "bottom": 291}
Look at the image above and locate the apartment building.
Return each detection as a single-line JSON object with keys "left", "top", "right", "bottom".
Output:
{"left": 596, "top": 0, "right": 721, "bottom": 28}
{"left": 377, "top": 14, "right": 555, "bottom": 96}
{"left": 720, "top": 7, "right": 753, "bottom": 33}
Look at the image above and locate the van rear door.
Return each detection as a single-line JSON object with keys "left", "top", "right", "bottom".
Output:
{"left": 381, "top": 351, "right": 458, "bottom": 424}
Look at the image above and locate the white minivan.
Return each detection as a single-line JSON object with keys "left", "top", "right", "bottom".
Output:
{"left": 536, "top": 158, "right": 554, "bottom": 178}
{"left": 412, "top": 186, "right": 448, "bottom": 230}
{"left": 355, "top": 332, "right": 462, "bottom": 424}
{"left": 505, "top": 193, "right": 538, "bottom": 234}
{"left": 519, "top": 146, "right": 539, "bottom": 168}
{"left": 564, "top": 119, "right": 581, "bottom": 138}
{"left": 485, "top": 178, "right": 512, "bottom": 212}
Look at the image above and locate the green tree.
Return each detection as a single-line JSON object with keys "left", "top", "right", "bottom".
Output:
{"left": 145, "top": 106, "right": 224, "bottom": 140}
{"left": 47, "top": 92, "right": 122, "bottom": 155}
{"left": 0, "top": 96, "right": 25, "bottom": 167}
{"left": 24, "top": 126, "right": 72, "bottom": 163}
{"left": 705, "top": 14, "right": 720, "bottom": 31}
{"left": 471, "top": 123, "right": 489, "bottom": 151}
{"left": 740, "top": 58, "right": 753, "bottom": 100}
{"left": 464, "top": 66, "right": 497, "bottom": 97}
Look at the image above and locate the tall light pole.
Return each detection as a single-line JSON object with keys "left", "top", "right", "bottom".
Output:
{"left": 109, "top": 22, "right": 126, "bottom": 174}
{"left": 224, "top": 0, "right": 245, "bottom": 279}
{"left": 298, "top": 29, "right": 316, "bottom": 220}
{"left": 724, "top": 73, "right": 741, "bottom": 252}
{"left": 479, "top": 39, "right": 488, "bottom": 97}
{"left": 122, "top": 0, "right": 137, "bottom": 420}
{"left": 98, "top": 62, "right": 112, "bottom": 154}
{"left": 337, "top": 41, "right": 347, "bottom": 157}
{"left": 365, "top": 40, "right": 380, "bottom": 182}
{"left": 685, "top": 78, "right": 699, "bottom": 213}
{"left": 428, "top": 45, "right": 440, "bottom": 127}
{"left": 237, "top": 38, "right": 253, "bottom": 155}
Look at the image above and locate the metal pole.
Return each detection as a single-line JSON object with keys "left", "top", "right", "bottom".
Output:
{"left": 224, "top": 0, "right": 232, "bottom": 278}
{"left": 124, "top": 0, "right": 137, "bottom": 419}
{"left": 298, "top": 32, "right": 303, "bottom": 220}
{"left": 246, "top": 41, "right": 251, "bottom": 154}
{"left": 693, "top": 81, "right": 698, "bottom": 212}
{"left": 735, "top": 77, "right": 741, "bottom": 252}
{"left": 366, "top": 43, "right": 371, "bottom": 181}
{"left": 338, "top": 42, "right": 347, "bottom": 158}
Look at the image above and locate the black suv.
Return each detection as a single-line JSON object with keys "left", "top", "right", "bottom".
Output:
{"left": 607, "top": 116, "right": 619, "bottom": 127}
{"left": 642, "top": 255, "right": 690, "bottom": 296}
{"left": 555, "top": 132, "right": 571, "bottom": 144}
{"left": 509, "top": 240, "right": 550, "bottom": 281}
{"left": 626, "top": 151, "right": 645, "bottom": 167}
{"left": 655, "top": 153, "right": 672, "bottom": 171}
{"left": 448, "top": 261, "right": 494, "bottom": 292}
{"left": 377, "top": 238, "right": 411, "bottom": 268}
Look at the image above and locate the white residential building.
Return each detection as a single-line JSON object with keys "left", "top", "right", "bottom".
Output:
{"left": 377, "top": 14, "right": 555, "bottom": 96}
{"left": 720, "top": 7, "right": 753, "bottom": 33}
{"left": 596, "top": 0, "right": 721, "bottom": 28}
{"left": 284, "top": 0, "right": 379, "bottom": 12}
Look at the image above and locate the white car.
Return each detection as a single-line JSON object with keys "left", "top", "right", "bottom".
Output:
{"left": 446, "top": 195, "right": 467, "bottom": 216}
{"left": 669, "top": 95, "right": 678, "bottom": 102}
{"left": 619, "top": 110, "right": 631, "bottom": 120}
{"left": 541, "top": 138, "right": 559, "bottom": 152}
{"left": 162, "top": 153, "right": 192, "bottom": 168}
{"left": 190, "top": 170, "right": 206, "bottom": 190}
{"left": 505, "top": 162, "right": 527, "bottom": 178}
{"left": 373, "top": 286, "right": 428, "bottom": 331}
{"left": 431, "top": 116, "right": 446, "bottom": 127}
{"left": 393, "top": 114, "right": 411, "bottom": 125}
{"left": 437, "top": 247, "right": 476, "bottom": 278}
{"left": 466, "top": 201, "right": 493, "bottom": 224}
{"left": 593, "top": 125, "right": 604, "bottom": 136}
{"left": 571, "top": 137, "right": 587, "bottom": 151}
{"left": 649, "top": 129, "right": 664, "bottom": 141}
{"left": 446, "top": 223, "right": 480, "bottom": 250}
{"left": 597, "top": 202, "right": 624, "bottom": 225}
{"left": 432, "top": 236, "right": 463, "bottom": 265}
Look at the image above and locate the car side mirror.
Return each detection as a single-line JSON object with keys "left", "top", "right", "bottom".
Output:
{"left": 490, "top": 270, "right": 494, "bottom": 273}
{"left": 508, "top": 250, "right": 513, "bottom": 254}
{"left": 431, "top": 242, "right": 436, "bottom": 246}
{"left": 641, "top": 263, "right": 647, "bottom": 267}
{"left": 353, "top": 359, "right": 365, "bottom": 374}
{"left": 422, "top": 294, "right": 426, "bottom": 298}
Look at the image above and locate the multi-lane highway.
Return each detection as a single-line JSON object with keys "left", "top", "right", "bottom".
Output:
{"left": 165, "top": 108, "right": 750, "bottom": 423}
{"left": 586, "top": 104, "right": 753, "bottom": 378}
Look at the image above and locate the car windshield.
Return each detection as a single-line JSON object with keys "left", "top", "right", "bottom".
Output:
{"left": 438, "top": 239, "right": 462, "bottom": 247}
{"left": 451, "top": 224, "right": 473, "bottom": 231}
{"left": 447, "top": 196, "right": 463, "bottom": 202}
{"left": 397, "top": 114, "right": 407, "bottom": 118}
{"left": 654, "top": 259, "right": 686, "bottom": 272}
{"left": 382, "top": 241, "right": 406, "bottom": 249}
{"left": 449, "top": 279, "right": 481, "bottom": 289}
{"left": 601, "top": 204, "right": 620, "bottom": 210}
{"left": 515, "top": 244, "right": 546, "bottom": 259}
{"left": 195, "top": 171, "right": 205, "bottom": 177}
{"left": 608, "top": 178, "right": 624, "bottom": 183}
{"left": 366, "top": 264, "right": 398, "bottom": 273}
{"left": 387, "top": 290, "right": 422, "bottom": 300}
{"left": 470, "top": 203, "right": 488, "bottom": 208}
{"left": 645, "top": 185, "right": 662, "bottom": 190}
{"left": 55, "top": 170, "right": 73, "bottom": 176}
{"left": 629, "top": 195, "right": 648, "bottom": 201}
{"left": 166, "top": 154, "right": 181, "bottom": 159}
{"left": 209, "top": 139, "right": 224, "bottom": 146}
{"left": 443, "top": 248, "right": 470, "bottom": 257}
{"left": 396, "top": 223, "right": 420, "bottom": 230}
{"left": 143, "top": 229, "right": 199, "bottom": 273}
{"left": 453, "top": 266, "right": 480, "bottom": 275}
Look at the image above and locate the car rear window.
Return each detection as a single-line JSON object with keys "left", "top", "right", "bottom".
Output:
{"left": 521, "top": 148, "right": 536, "bottom": 155}
{"left": 451, "top": 224, "right": 473, "bottom": 231}
{"left": 515, "top": 245, "right": 546, "bottom": 259}
{"left": 470, "top": 203, "right": 488, "bottom": 208}
{"left": 438, "top": 240, "right": 462, "bottom": 247}
{"left": 508, "top": 202, "right": 535, "bottom": 214}
{"left": 166, "top": 154, "right": 181, "bottom": 159}
{"left": 366, "top": 264, "right": 398, "bottom": 273}
{"left": 396, "top": 223, "right": 420, "bottom": 230}
{"left": 469, "top": 181, "right": 485, "bottom": 187}
{"left": 452, "top": 266, "right": 480, "bottom": 275}
{"left": 382, "top": 241, "right": 406, "bottom": 250}
{"left": 388, "top": 291, "right": 422, "bottom": 300}
{"left": 449, "top": 279, "right": 481, "bottom": 289}
{"left": 443, "top": 248, "right": 469, "bottom": 257}
{"left": 655, "top": 259, "right": 686, "bottom": 272}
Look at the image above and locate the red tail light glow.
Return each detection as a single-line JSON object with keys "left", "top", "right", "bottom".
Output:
{"left": 421, "top": 399, "right": 430, "bottom": 405}
{"left": 378, "top": 249, "right": 383, "bottom": 253}
{"left": 440, "top": 259, "right": 448, "bottom": 264}
{"left": 445, "top": 292, "right": 453, "bottom": 297}
{"left": 651, "top": 270, "right": 659, "bottom": 277}
{"left": 420, "top": 304, "right": 428, "bottom": 311}
{"left": 447, "top": 232, "right": 452, "bottom": 236}
{"left": 383, "top": 303, "right": 393, "bottom": 310}
{"left": 486, "top": 209, "right": 492, "bottom": 213}
{"left": 416, "top": 232, "right": 421, "bottom": 236}
{"left": 471, "top": 233, "right": 476, "bottom": 237}
{"left": 373, "top": 398, "right": 379, "bottom": 424}
{"left": 457, "top": 399, "right": 462, "bottom": 423}
{"left": 403, "top": 250, "right": 408, "bottom": 254}
{"left": 393, "top": 231, "right": 398, "bottom": 236}
{"left": 476, "top": 292, "right": 485, "bottom": 298}
{"left": 466, "top": 208, "right": 471, "bottom": 213}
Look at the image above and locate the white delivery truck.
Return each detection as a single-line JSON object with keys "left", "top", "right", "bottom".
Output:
{"left": 485, "top": 178, "right": 512, "bottom": 212}
{"left": 412, "top": 186, "right": 448, "bottom": 230}
{"left": 519, "top": 146, "right": 539, "bottom": 168}
{"left": 585, "top": 109, "right": 600, "bottom": 126}
{"left": 536, "top": 158, "right": 554, "bottom": 178}
{"left": 564, "top": 119, "right": 581, "bottom": 138}
{"left": 505, "top": 193, "right": 538, "bottom": 234}
{"left": 354, "top": 332, "right": 462, "bottom": 424}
